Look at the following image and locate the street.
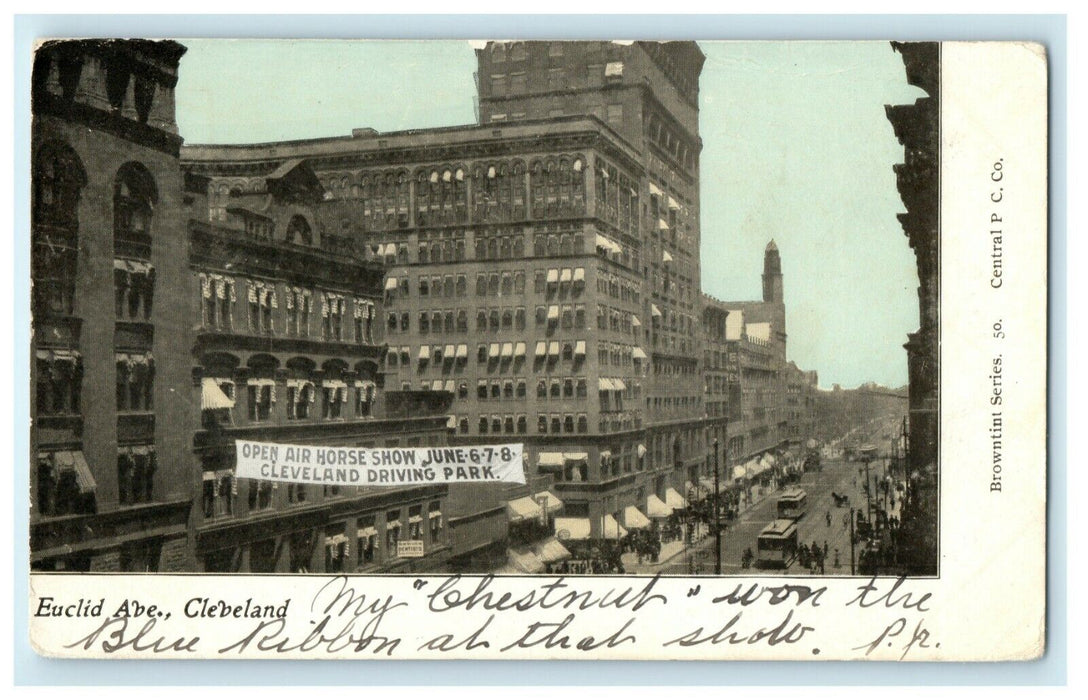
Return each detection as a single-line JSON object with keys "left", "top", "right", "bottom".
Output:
{"left": 655, "top": 455, "right": 900, "bottom": 576}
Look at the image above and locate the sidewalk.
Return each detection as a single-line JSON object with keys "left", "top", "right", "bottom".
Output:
{"left": 621, "top": 480, "right": 782, "bottom": 574}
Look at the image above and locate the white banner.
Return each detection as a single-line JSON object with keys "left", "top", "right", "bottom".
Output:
{"left": 234, "top": 439, "right": 526, "bottom": 486}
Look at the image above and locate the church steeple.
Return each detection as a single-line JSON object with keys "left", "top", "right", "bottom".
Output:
{"left": 762, "top": 239, "right": 783, "bottom": 303}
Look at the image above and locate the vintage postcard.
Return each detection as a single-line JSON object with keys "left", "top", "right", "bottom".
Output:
{"left": 25, "top": 38, "right": 1046, "bottom": 660}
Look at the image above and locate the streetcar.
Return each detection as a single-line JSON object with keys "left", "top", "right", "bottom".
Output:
{"left": 776, "top": 487, "right": 808, "bottom": 520}
{"left": 756, "top": 520, "right": 799, "bottom": 568}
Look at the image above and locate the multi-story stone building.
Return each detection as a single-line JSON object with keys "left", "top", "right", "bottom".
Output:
{"left": 176, "top": 41, "right": 710, "bottom": 566}
{"left": 886, "top": 41, "right": 939, "bottom": 575}
{"left": 181, "top": 153, "right": 453, "bottom": 574}
{"left": 709, "top": 240, "right": 817, "bottom": 477}
{"left": 30, "top": 39, "right": 193, "bottom": 571}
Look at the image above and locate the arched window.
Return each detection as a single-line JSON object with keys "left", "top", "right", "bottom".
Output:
{"left": 114, "top": 162, "right": 157, "bottom": 262}
{"left": 34, "top": 141, "right": 86, "bottom": 229}
{"left": 32, "top": 142, "right": 86, "bottom": 316}
{"left": 286, "top": 215, "right": 313, "bottom": 246}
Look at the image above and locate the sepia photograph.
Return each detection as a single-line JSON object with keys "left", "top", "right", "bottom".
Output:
{"left": 29, "top": 38, "right": 941, "bottom": 580}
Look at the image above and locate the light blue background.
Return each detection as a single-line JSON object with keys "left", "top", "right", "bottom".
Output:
{"left": 12, "top": 13, "right": 1066, "bottom": 686}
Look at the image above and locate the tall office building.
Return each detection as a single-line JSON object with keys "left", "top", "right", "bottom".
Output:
{"left": 30, "top": 39, "right": 193, "bottom": 571}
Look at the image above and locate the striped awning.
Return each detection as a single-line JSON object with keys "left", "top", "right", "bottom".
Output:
{"left": 532, "top": 536, "right": 572, "bottom": 564}
{"left": 43, "top": 451, "right": 96, "bottom": 494}
{"left": 507, "top": 496, "right": 543, "bottom": 523}
{"left": 201, "top": 378, "right": 235, "bottom": 410}
{"left": 535, "top": 341, "right": 547, "bottom": 358}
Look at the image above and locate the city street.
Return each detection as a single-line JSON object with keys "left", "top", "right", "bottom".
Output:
{"left": 653, "top": 453, "right": 901, "bottom": 576}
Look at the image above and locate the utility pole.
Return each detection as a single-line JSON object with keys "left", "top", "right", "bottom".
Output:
{"left": 713, "top": 438, "right": 722, "bottom": 575}
{"left": 850, "top": 508, "right": 856, "bottom": 575}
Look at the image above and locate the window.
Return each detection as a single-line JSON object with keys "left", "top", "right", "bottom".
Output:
{"left": 117, "top": 448, "right": 156, "bottom": 506}
{"left": 248, "top": 479, "right": 273, "bottom": 511}
{"left": 286, "top": 215, "right": 312, "bottom": 245}
{"left": 113, "top": 162, "right": 157, "bottom": 251}
{"left": 479, "top": 417, "right": 489, "bottom": 434}
{"left": 35, "top": 353, "right": 82, "bottom": 416}
{"left": 287, "top": 482, "right": 307, "bottom": 505}
{"left": 538, "top": 415, "right": 548, "bottom": 434}
{"left": 515, "top": 307, "right": 526, "bottom": 331}
{"left": 247, "top": 380, "right": 274, "bottom": 422}
{"left": 201, "top": 467, "right": 233, "bottom": 519}
{"left": 116, "top": 354, "right": 154, "bottom": 412}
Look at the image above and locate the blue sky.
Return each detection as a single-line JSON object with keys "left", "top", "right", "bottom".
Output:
{"left": 175, "top": 40, "right": 925, "bottom": 389}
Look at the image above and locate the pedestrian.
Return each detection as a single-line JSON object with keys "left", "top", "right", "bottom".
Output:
{"left": 833, "top": 548, "right": 840, "bottom": 568}
{"left": 823, "top": 540, "right": 829, "bottom": 559}
{"left": 825, "top": 510, "right": 831, "bottom": 527}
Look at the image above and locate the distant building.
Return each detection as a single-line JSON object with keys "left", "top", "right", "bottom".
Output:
{"left": 710, "top": 240, "right": 817, "bottom": 475}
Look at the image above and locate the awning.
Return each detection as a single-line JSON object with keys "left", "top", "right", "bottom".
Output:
{"left": 663, "top": 250, "right": 673, "bottom": 263}
{"left": 409, "top": 514, "right": 423, "bottom": 524}
{"left": 443, "top": 344, "right": 455, "bottom": 358}
{"left": 446, "top": 415, "right": 457, "bottom": 429}
{"left": 665, "top": 488, "right": 687, "bottom": 509}
{"left": 646, "top": 494, "right": 672, "bottom": 518}
{"left": 623, "top": 505, "right": 652, "bottom": 529}
{"left": 537, "top": 452, "right": 565, "bottom": 469}
{"left": 555, "top": 517, "right": 590, "bottom": 540}
{"left": 546, "top": 268, "right": 559, "bottom": 283}
{"left": 632, "top": 315, "right": 642, "bottom": 328}
{"left": 651, "top": 304, "right": 662, "bottom": 318}
{"left": 357, "top": 526, "right": 377, "bottom": 538}
{"left": 554, "top": 517, "right": 627, "bottom": 540}
{"left": 533, "top": 490, "right": 564, "bottom": 514}
{"left": 613, "top": 379, "right": 626, "bottom": 392}
{"left": 599, "top": 449, "right": 612, "bottom": 460}
{"left": 547, "top": 341, "right": 560, "bottom": 358}
{"left": 418, "top": 345, "right": 430, "bottom": 360}
{"left": 633, "top": 347, "right": 648, "bottom": 360}
{"left": 456, "top": 344, "right": 468, "bottom": 359}
{"left": 668, "top": 196, "right": 681, "bottom": 211}
{"left": 732, "top": 465, "right": 748, "bottom": 480}
{"left": 574, "top": 340, "right": 586, "bottom": 357}
{"left": 326, "top": 534, "right": 348, "bottom": 547}
{"left": 501, "top": 342, "right": 513, "bottom": 358}
{"left": 605, "top": 61, "right": 624, "bottom": 77}
{"left": 384, "top": 277, "right": 397, "bottom": 291}
{"left": 547, "top": 305, "right": 559, "bottom": 321}
{"left": 658, "top": 218, "right": 670, "bottom": 231}
{"left": 386, "top": 519, "right": 401, "bottom": 530}
{"left": 602, "top": 515, "right": 628, "bottom": 539}
{"left": 201, "top": 378, "right": 235, "bottom": 410}
{"left": 507, "top": 496, "right": 543, "bottom": 523}
{"left": 514, "top": 342, "right": 526, "bottom": 358}
{"left": 598, "top": 378, "right": 614, "bottom": 391}
{"left": 534, "top": 341, "right": 547, "bottom": 358}
{"left": 637, "top": 444, "right": 647, "bottom": 457}
{"left": 532, "top": 537, "right": 572, "bottom": 564}
{"left": 113, "top": 258, "right": 153, "bottom": 275}
{"left": 45, "top": 451, "right": 97, "bottom": 494}
{"left": 430, "top": 379, "right": 444, "bottom": 391}
{"left": 489, "top": 343, "right": 500, "bottom": 359}
{"left": 573, "top": 267, "right": 585, "bottom": 283}
{"left": 507, "top": 547, "right": 545, "bottom": 574}
{"left": 649, "top": 182, "right": 664, "bottom": 197}
{"left": 595, "top": 233, "right": 620, "bottom": 254}
{"left": 562, "top": 452, "right": 588, "bottom": 462}
{"left": 560, "top": 268, "right": 572, "bottom": 283}
{"left": 444, "top": 379, "right": 455, "bottom": 393}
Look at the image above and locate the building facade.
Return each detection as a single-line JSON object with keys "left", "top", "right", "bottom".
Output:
{"left": 709, "top": 241, "right": 817, "bottom": 477}
{"left": 31, "top": 39, "right": 194, "bottom": 572}
{"left": 182, "top": 155, "right": 452, "bottom": 574}
{"left": 886, "top": 41, "right": 940, "bottom": 575}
